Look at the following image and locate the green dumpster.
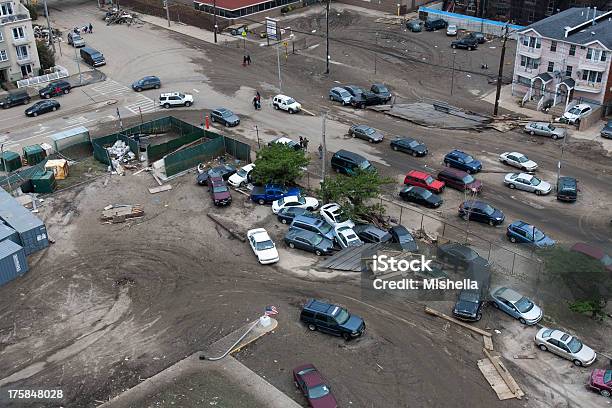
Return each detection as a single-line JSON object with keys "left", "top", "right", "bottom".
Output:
{"left": 0, "top": 151, "right": 22, "bottom": 172}
{"left": 31, "top": 170, "right": 57, "bottom": 193}
{"left": 23, "top": 144, "right": 46, "bottom": 165}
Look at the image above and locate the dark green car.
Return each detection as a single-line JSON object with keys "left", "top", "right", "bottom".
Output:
{"left": 406, "top": 20, "right": 422, "bottom": 32}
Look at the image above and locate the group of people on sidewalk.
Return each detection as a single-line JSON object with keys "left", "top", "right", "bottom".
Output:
{"left": 74, "top": 23, "right": 93, "bottom": 34}
{"left": 243, "top": 55, "right": 252, "bottom": 66}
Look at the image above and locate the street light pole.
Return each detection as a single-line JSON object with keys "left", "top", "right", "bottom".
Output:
{"left": 325, "top": 0, "right": 330, "bottom": 74}
{"left": 213, "top": 0, "right": 217, "bottom": 43}
{"left": 255, "top": 125, "right": 260, "bottom": 149}
{"left": 74, "top": 47, "right": 82, "bottom": 84}
{"left": 374, "top": 32, "right": 378, "bottom": 74}
{"left": 164, "top": 0, "right": 171, "bottom": 27}
{"left": 321, "top": 110, "right": 327, "bottom": 181}
{"left": 276, "top": 42, "right": 282, "bottom": 92}
{"left": 43, "top": 0, "right": 56, "bottom": 53}
{"left": 493, "top": 25, "right": 509, "bottom": 116}
{"left": 451, "top": 50, "right": 457, "bottom": 95}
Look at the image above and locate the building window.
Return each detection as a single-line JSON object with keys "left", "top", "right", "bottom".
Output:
{"left": 517, "top": 75, "right": 531, "bottom": 86}
{"left": 527, "top": 11, "right": 536, "bottom": 23}
{"left": 16, "top": 44, "right": 27, "bottom": 60}
{"left": 565, "top": 65, "right": 572, "bottom": 77}
{"left": 582, "top": 70, "right": 603, "bottom": 83}
{"left": 0, "top": 31, "right": 3, "bottom": 42}
{"left": 520, "top": 55, "right": 540, "bottom": 69}
{"left": 20, "top": 64, "right": 32, "bottom": 77}
{"left": 550, "top": 41, "right": 557, "bottom": 52}
{"left": 12, "top": 27, "right": 25, "bottom": 40}
{"left": 569, "top": 45, "right": 576, "bottom": 56}
{"left": 547, "top": 61, "right": 554, "bottom": 72}
{"left": 0, "top": 2, "right": 13, "bottom": 16}
{"left": 546, "top": 0, "right": 555, "bottom": 15}
{"left": 0, "top": 49, "right": 7, "bottom": 62}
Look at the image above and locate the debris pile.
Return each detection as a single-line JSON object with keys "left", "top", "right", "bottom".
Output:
{"left": 101, "top": 204, "right": 145, "bottom": 223}
{"left": 106, "top": 140, "right": 136, "bottom": 175}
{"left": 104, "top": 8, "right": 138, "bottom": 25}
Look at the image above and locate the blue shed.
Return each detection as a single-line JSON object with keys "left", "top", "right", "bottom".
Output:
{"left": 0, "top": 222, "right": 19, "bottom": 245}
{"left": 0, "top": 240, "right": 28, "bottom": 286}
{"left": 0, "top": 188, "right": 49, "bottom": 255}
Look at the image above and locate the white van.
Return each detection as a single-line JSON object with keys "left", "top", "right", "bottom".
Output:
{"left": 272, "top": 94, "right": 301, "bottom": 114}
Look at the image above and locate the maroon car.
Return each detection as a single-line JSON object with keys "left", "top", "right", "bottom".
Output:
{"left": 208, "top": 175, "right": 231, "bottom": 206}
{"left": 588, "top": 369, "right": 611, "bottom": 398}
{"left": 571, "top": 243, "right": 612, "bottom": 274}
{"left": 293, "top": 364, "right": 338, "bottom": 408}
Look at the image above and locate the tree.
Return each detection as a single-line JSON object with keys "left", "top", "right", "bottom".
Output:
{"left": 541, "top": 246, "right": 611, "bottom": 320}
{"left": 24, "top": 2, "right": 38, "bottom": 20}
{"left": 36, "top": 40, "right": 55, "bottom": 71}
{"left": 251, "top": 143, "right": 310, "bottom": 186}
{"left": 318, "top": 170, "right": 393, "bottom": 221}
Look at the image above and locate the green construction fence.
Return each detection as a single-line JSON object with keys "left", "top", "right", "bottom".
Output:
{"left": 92, "top": 133, "right": 139, "bottom": 166}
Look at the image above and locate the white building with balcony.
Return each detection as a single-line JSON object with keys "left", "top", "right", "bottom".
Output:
{"left": 512, "top": 7, "right": 612, "bottom": 115}
{"left": 0, "top": 1, "right": 40, "bottom": 83}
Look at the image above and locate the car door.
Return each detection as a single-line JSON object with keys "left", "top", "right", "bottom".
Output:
{"left": 469, "top": 207, "right": 483, "bottom": 222}
{"left": 314, "top": 313, "right": 331, "bottom": 333}
{"left": 294, "top": 236, "right": 308, "bottom": 251}
{"left": 355, "top": 128, "right": 364, "bottom": 140}
{"left": 546, "top": 339, "right": 568, "bottom": 358}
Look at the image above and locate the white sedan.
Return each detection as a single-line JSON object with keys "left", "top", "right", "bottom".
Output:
{"left": 271, "top": 195, "right": 320, "bottom": 214}
{"left": 319, "top": 203, "right": 355, "bottom": 228}
{"left": 499, "top": 152, "right": 538, "bottom": 172}
{"left": 228, "top": 163, "right": 255, "bottom": 187}
{"left": 334, "top": 225, "right": 363, "bottom": 248}
{"left": 534, "top": 327, "right": 597, "bottom": 366}
{"left": 504, "top": 173, "right": 551, "bottom": 195}
{"left": 247, "top": 228, "right": 279, "bottom": 264}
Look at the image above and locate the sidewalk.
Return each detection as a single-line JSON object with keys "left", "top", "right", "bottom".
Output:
{"left": 480, "top": 85, "right": 549, "bottom": 121}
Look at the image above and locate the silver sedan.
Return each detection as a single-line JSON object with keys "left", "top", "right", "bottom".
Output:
{"left": 534, "top": 327, "right": 597, "bottom": 366}
{"left": 524, "top": 122, "right": 567, "bottom": 140}
{"left": 504, "top": 173, "right": 551, "bottom": 195}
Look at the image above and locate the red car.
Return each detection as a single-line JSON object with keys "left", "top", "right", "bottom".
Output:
{"left": 293, "top": 364, "right": 338, "bottom": 408}
{"left": 571, "top": 243, "right": 612, "bottom": 274}
{"left": 588, "top": 369, "right": 611, "bottom": 398}
{"left": 208, "top": 175, "right": 232, "bottom": 206}
{"left": 404, "top": 170, "right": 445, "bottom": 194}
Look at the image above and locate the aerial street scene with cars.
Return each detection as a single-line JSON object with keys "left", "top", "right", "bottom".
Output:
{"left": 0, "top": 0, "right": 611, "bottom": 407}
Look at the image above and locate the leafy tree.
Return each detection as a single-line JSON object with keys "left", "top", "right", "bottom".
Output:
{"left": 318, "top": 169, "right": 393, "bottom": 221}
{"left": 24, "top": 2, "right": 38, "bottom": 20}
{"left": 36, "top": 40, "right": 55, "bottom": 70}
{"left": 251, "top": 143, "right": 310, "bottom": 186}
{"left": 541, "top": 246, "right": 611, "bottom": 319}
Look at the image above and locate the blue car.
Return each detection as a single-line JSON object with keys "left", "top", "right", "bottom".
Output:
{"left": 506, "top": 221, "right": 555, "bottom": 247}
{"left": 444, "top": 150, "right": 482, "bottom": 174}
{"left": 277, "top": 207, "right": 313, "bottom": 224}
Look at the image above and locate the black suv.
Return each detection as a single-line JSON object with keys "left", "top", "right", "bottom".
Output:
{"left": 300, "top": 299, "right": 365, "bottom": 340}
{"left": 451, "top": 37, "right": 479, "bottom": 50}
{"left": 0, "top": 90, "right": 31, "bottom": 109}
{"left": 425, "top": 19, "right": 447, "bottom": 31}
{"left": 39, "top": 80, "right": 72, "bottom": 99}
{"left": 452, "top": 288, "right": 485, "bottom": 321}
{"left": 556, "top": 176, "right": 578, "bottom": 202}
{"left": 350, "top": 91, "right": 385, "bottom": 109}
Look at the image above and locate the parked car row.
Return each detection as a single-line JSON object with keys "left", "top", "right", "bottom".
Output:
{"left": 328, "top": 83, "right": 391, "bottom": 109}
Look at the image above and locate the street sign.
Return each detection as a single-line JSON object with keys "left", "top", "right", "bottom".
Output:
{"left": 266, "top": 17, "right": 280, "bottom": 41}
{"left": 242, "top": 30, "right": 247, "bottom": 38}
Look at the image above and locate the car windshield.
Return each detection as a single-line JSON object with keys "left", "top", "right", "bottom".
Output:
{"left": 463, "top": 155, "right": 474, "bottom": 163}
{"left": 378, "top": 86, "right": 389, "bottom": 93}
{"left": 334, "top": 308, "right": 350, "bottom": 325}
{"left": 546, "top": 124, "right": 555, "bottom": 131}
{"left": 297, "top": 196, "right": 306, "bottom": 205}
{"left": 319, "top": 222, "right": 333, "bottom": 234}
{"left": 237, "top": 169, "right": 247, "bottom": 177}
{"left": 531, "top": 177, "right": 541, "bottom": 186}
{"left": 256, "top": 240, "right": 275, "bottom": 251}
{"left": 277, "top": 197, "right": 285, "bottom": 205}
{"left": 312, "top": 235, "right": 324, "bottom": 246}
{"left": 483, "top": 205, "right": 495, "bottom": 215}
{"left": 408, "top": 140, "right": 419, "bottom": 148}
{"left": 286, "top": 98, "right": 296, "bottom": 104}
{"left": 222, "top": 110, "right": 233, "bottom": 117}
{"left": 461, "top": 174, "right": 475, "bottom": 183}
{"left": 567, "top": 337, "right": 583, "bottom": 353}
{"left": 397, "top": 232, "right": 414, "bottom": 242}
{"left": 359, "top": 160, "right": 372, "bottom": 170}
{"left": 514, "top": 297, "right": 534, "bottom": 313}
{"left": 568, "top": 107, "right": 581, "bottom": 115}
{"left": 425, "top": 176, "right": 434, "bottom": 184}
{"left": 212, "top": 186, "right": 228, "bottom": 193}
{"left": 421, "top": 190, "right": 432, "bottom": 199}
{"left": 308, "top": 384, "right": 331, "bottom": 399}
{"left": 365, "top": 128, "right": 375, "bottom": 135}
{"left": 460, "top": 291, "right": 480, "bottom": 302}
{"left": 533, "top": 228, "right": 545, "bottom": 241}
{"left": 604, "top": 371, "right": 612, "bottom": 383}
{"left": 517, "top": 155, "right": 528, "bottom": 163}
{"left": 178, "top": 93, "right": 185, "bottom": 98}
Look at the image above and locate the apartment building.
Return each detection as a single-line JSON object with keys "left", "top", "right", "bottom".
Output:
{"left": 0, "top": 1, "right": 40, "bottom": 83}
{"left": 512, "top": 7, "right": 612, "bottom": 115}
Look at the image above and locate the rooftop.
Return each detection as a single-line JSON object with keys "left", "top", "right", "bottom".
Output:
{"left": 521, "top": 8, "right": 612, "bottom": 49}
{"left": 0, "top": 187, "right": 45, "bottom": 234}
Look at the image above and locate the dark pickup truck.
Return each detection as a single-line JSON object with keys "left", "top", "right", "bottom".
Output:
{"left": 451, "top": 37, "right": 479, "bottom": 50}
{"left": 350, "top": 91, "right": 385, "bottom": 109}
{"left": 250, "top": 184, "right": 301, "bottom": 205}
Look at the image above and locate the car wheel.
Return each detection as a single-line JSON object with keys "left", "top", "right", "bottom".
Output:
{"left": 412, "top": 152, "right": 418, "bottom": 157}
{"left": 154, "top": 84, "right": 160, "bottom": 89}
{"left": 509, "top": 184, "right": 515, "bottom": 189}
{"left": 502, "top": 159, "right": 508, "bottom": 164}
{"left": 210, "top": 116, "right": 215, "bottom": 122}
{"left": 274, "top": 104, "right": 279, "bottom": 110}
{"left": 369, "top": 138, "right": 374, "bottom": 143}
{"left": 538, "top": 344, "right": 547, "bottom": 351}
{"left": 444, "top": 161, "right": 450, "bottom": 167}
{"left": 185, "top": 101, "right": 192, "bottom": 107}
{"left": 461, "top": 214, "right": 468, "bottom": 221}
{"left": 452, "top": 44, "right": 457, "bottom": 49}
{"left": 24, "top": 99, "right": 30, "bottom": 105}
{"left": 63, "top": 89, "right": 70, "bottom": 94}
{"left": 135, "top": 87, "right": 142, "bottom": 92}
{"left": 519, "top": 318, "right": 526, "bottom": 324}
{"left": 225, "top": 121, "right": 229, "bottom": 127}
{"left": 342, "top": 333, "right": 352, "bottom": 341}
{"left": 329, "top": 95, "right": 333, "bottom": 101}
{"left": 535, "top": 190, "right": 542, "bottom": 196}
{"left": 509, "top": 236, "right": 517, "bottom": 243}
{"left": 335, "top": 168, "right": 340, "bottom": 173}
{"left": 45, "top": 94, "right": 51, "bottom": 99}
{"left": 315, "top": 250, "right": 322, "bottom": 256}
{"left": 163, "top": 103, "right": 170, "bottom": 108}
{"left": 307, "top": 324, "right": 316, "bottom": 331}
{"left": 529, "top": 130, "right": 535, "bottom": 136}
{"left": 52, "top": 106, "right": 57, "bottom": 111}
{"left": 288, "top": 242, "right": 295, "bottom": 249}
{"left": 392, "top": 145, "right": 398, "bottom": 151}
{"left": 573, "top": 359, "right": 583, "bottom": 367}
{"left": 258, "top": 199, "right": 265, "bottom": 205}
{"left": 600, "top": 390, "right": 611, "bottom": 398}
{"left": 280, "top": 218, "right": 287, "bottom": 224}
{"left": 475, "top": 313, "right": 482, "bottom": 321}
{"left": 32, "top": 112, "right": 38, "bottom": 117}
{"left": 360, "top": 103, "right": 365, "bottom": 109}
{"left": 491, "top": 301, "right": 499, "bottom": 309}
{"left": 551, "top": 134, "right": 558, "bottom": 140}
{"left": 468, "top": 46, "right": 473, "bottom": 51}
{"left": 488, "top": 220, "right": 494, "bottom": 226}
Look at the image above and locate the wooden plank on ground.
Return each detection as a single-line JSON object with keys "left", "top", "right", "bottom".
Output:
{"left": 477, "top": 359, "right": 517, "bottom": 400}
{"left": 484, "top": 335, "right": 494, "bottom": 351}
{"left": 152, "top": 172, "right": 163, "bottom": 186}
{"left": 148, "top": 185, "right": 172, "bottom": 194}
{"left": 424, "top": 307, "right": 492, "bottom": 337}
{"left": 483, "top": 348, "right": 524, "bottom": 399}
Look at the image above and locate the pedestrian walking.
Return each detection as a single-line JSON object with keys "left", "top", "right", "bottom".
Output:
{"left": 256, "top": 91, "right": 261, "bottom": 101}
{"left": 246, "top": 54, "right": 252, "bottom": 65}
{"left": 243, "top": 55, "right": 247, "bottom": 66}
{"left": 252, "top": 96, "right": 259, "bottom": 109}
{"left": 318, "top": 144, "right": 323, "bottom": 159}
{"left": 303, "top": 137, "right": 309, "bottom": 151}
{"left": 299, "top": 136, "right": 304, "bottom": 148}
{"left": 89, "top": 23, "right": 93, "bottom": 33}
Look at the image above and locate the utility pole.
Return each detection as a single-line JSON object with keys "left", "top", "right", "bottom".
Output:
{"left": 374, "top": 32, "right": 378, "bottom": 74}
{"left": 450, "top": 50, "right": 456, "bottom": 95}
{"left": 213, "top": 0, "right": 217, "bottom": 43}
{"left": 43, "top": 0, "right": 56, "bottom": 53}
{"left": 493, "top": 25, "right": 509, "bottom": 116}
{"left": 164, "top": 0, "right": 171, "bottom": 27}
{"left": 1, "top": 144, "right": 12, "bottom": 193}
{"left": 325, "top": 0, "right": 330, "bottom": 74}
{"left": 276, "top": 42, "right": 282, "bottom": 92}
{"left": 74, "top": 47, "right": 82, "bottom": 84}
{"left": 255, "top": 125, "right": 260, "bottom": 149}
{"left": 321, "top": 111, "right": 327, "bottom": 182}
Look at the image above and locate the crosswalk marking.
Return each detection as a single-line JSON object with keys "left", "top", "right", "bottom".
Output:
{"left": 125, "top": 94, "right": 157, "bottom": 114}
{"left": 91, "top": 79, "right": 130, "bottom": 96}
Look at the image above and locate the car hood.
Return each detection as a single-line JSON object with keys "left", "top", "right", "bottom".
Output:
{"left": 317, "top": 238, "right": 335, "bottom": 251}
{"left": 340, "top": 315, "right": 364, "bottom": 332}
{"left": 535, "top": 235, "right": 555, "bottom": 247}
{"left": 213, "top": 190, "right": 231, "bottom": 200}
{"left": 454, "top": 301, "right": 478, "bottom": 316}
{"left": 431, "top": 180, "right": 445, "bottom": 189}
{"left": 426, "top": 195, "right": 443, "bottom": 206}
{"left": 535, "top": 180, "right": 552, "bottom": 192}
{"left": 257, "top": 247, "right": 279, "bottom": 261}
{"left": 413, "top": 144, "right": 427, "bottom": 153}
{"left": 590, "top": 369, "right": 610, "bottom": 387}
{"left": 563, "top": 111, "right": 579, "bottom": 119}
{"left": 466, "top": 160, "right": 482, "bottom": 170}
{"left": 521, "top": 304, "right": 542, "bottom": 322}
{"left": 467, "top": 180, "right": 482, "bottom": 191}
{"left": 575, "top": 343, "right": 596, "bottom": 363}
{"left": 225, "top": 114, "right": 240, "bottom": 123}
{"left": 552, "top": 128, "right": 566, "bottom": 136}
{"left": 368, "top": 132, "right": 384, "bottom": 141}
{"left": 491, "top": 209, "right": 504, "bottom": 221}
{"left": 602, "top": 126, "right": 612, "bottom": 134}
{"left": 398, "top": 240, "right": 418, "bottom": 252}
{"left": 228, "top": 173, "right": 245, "bottom": 183}
{"left": 522, "top": 160, "right": 538, "bottom": 170}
